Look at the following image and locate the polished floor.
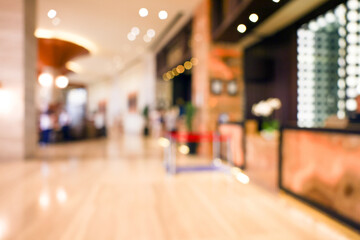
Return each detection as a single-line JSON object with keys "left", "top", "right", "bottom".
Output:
{"left": 0, "top": 137, "right": 358, "bottom": 239}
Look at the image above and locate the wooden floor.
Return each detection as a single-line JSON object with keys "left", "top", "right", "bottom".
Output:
{"left": 0, "top": 136, "right": 358, "bottom": 240}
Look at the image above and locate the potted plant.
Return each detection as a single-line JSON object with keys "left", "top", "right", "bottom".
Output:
{"left": 142, "top": 105, "right": 150, "bottom": 136}
{"left": 252, "top": 98, "right": 281, "bottom": 140}
{"left": 185, "top": 102, "right": 197, "bottom": 154}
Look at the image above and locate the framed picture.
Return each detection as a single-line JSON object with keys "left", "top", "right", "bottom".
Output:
{"left": 210, "top": 79, "right": 223, "bottom": 95}
{"left": 227, "top": 80, "right": 238, "bottom": 96}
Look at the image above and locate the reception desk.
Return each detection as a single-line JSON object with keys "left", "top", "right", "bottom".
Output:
{"left": 218, "top": 122, "right": 245, "bottom": 168}
{"left": 280, "top": 127, "right": 360, "bottom": 230}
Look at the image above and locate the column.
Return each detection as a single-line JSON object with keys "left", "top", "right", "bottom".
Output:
{"left": 0, "top": 0, "right": 37, "bottom": 159}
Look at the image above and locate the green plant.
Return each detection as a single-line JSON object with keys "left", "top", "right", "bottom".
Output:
{"left": 261, "top": 118, "right": 280, "bottom": 132}
{"left": 185, "top": 102, "right": 196, "bottom": 132}
{"left": 142, "top": 105, "right": 149, "bottom": 119}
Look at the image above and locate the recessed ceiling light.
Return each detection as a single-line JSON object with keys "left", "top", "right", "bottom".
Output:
{"left": 38, "top": 73, "right": 53, "bottom": 87}
{"left": 127, "top": 32, "right": 136, "bottom": 41}
{"left": 47, "top": 9, "right": 57, "bottom": 19}
{"left": 249, "top": 13, "right": 259, "bottom": 23}
{"left": 139, "top": 8, "right": 148, "bottom": 17}
{"left": 55, "top": 76, "right": 69, "bottom": 89}
{"left": 131, "top": 27, "right": 140, "bottom": 36}
{"left": 272, "top": 0, "right": 280, "bottom": 3}
{"left": 237, "top": 24, "right": 247, "bottom": 33}
{"left": 147, "top": 29, "right": 155, "bottom": 38}
{"left": 143, "top": 35, "right": 151, "bottom": 43}
{"left": 159, "top": 10, "right": 168, "bottom": 20}
{"left": 52, "top": 17, "right": 61, "bottom": 26}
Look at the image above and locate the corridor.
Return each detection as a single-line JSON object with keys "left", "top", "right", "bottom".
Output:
{"left": 0, "top": 137, "right": 356, "bottom": 240}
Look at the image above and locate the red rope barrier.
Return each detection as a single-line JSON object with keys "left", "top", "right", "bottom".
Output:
{"left": 167, "top": 132, "right": 230, "bottom": 142}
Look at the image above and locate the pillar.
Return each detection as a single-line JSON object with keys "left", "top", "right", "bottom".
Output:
{"left": 0, "top": 0, "right": 37, "bottom": 159}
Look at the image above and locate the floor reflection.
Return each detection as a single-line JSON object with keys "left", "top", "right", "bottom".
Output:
{"left": 0, "top": 136, "right": 356, "bottom": 239}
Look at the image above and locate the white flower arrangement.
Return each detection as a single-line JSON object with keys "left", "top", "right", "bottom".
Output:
{"left": 252, "top": 98, "right": 282, "bottom": 117}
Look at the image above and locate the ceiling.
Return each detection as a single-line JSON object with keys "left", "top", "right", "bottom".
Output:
{"left": 37, "top": 0, "right": 202, "bottom": 83}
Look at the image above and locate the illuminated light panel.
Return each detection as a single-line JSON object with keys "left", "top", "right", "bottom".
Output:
{"left": 47, "top": 9, "right": 57, "bottom": 19}
{"left": 131, "top": 27, "right": 140, "bottom": 36}
{"left": 127, "top": 32, "right": 136, "bottom": 41}
{"left": 346, "top": 99, "right": 357, "bottom": 111}
{"left": 176, "top": 65, "right": 185, "bottom": 73}
{"left": 139, "top": 8, "right": 148, "bottom": 17}
{"left": 147, "top": 29, "right": 155, "bottom": 38}
{"left": 159, "top": 10, "right": 168, "bottom": 20}
{"left": 237, "top": 24, "right": 246, "bottom": 33}
{"left": 249, "top": 13, "right": 259, "bottom": 23}
{"left": 184, "top": 61, "right": 193, "bottom": 70}
{"left": 55, "top": 76, "right": 69, "bottom": 89}
{"left": 347, "top": 0, "right": 359, "bottom": 10}
{"left": 38, "top": 73, "right": 53, "bottom": 87}
{"left": 272, "top": 0, "right": 280, "bottom": 2}
{"left": 34, "top": 29, "right": 98, "bottom": 53}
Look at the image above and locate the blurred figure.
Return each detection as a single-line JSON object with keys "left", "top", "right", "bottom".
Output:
{"left": 164, "top": 107, "right": 179, "bottom": 133}
{"left": 123, "top": 111, "right": 144, "bottom": 135}
{"left": 94, "top": 110, "right": 106, "bottom": 137}
{"left": 39, "top": 110, "right": 54, "bottom": 144}
{"left": 149, "top": 108, "right": 162, "bottom": 138}
{"left": 218, "top": 113, "right": 229, "bottom": 124}
{"left": 59, "top": 108, "right": 71, "bottom": 141}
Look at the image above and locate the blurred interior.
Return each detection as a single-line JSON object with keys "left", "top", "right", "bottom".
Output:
{"left": 0, "top": 0, "right": 360, "bottom": 239}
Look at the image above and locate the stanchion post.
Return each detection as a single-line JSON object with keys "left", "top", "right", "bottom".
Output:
{"left": 226, "top": 136, "right": 233, "bottom": 165}
{"left": 212, "top": 132, "right": 220, "bottom": 164}
{"left": 169, "top": 135, "right": 176, "bottom": 175}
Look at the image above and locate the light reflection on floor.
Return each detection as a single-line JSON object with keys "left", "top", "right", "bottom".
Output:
{"left": 0, "top": 137, "right": 357, "bottom": 239}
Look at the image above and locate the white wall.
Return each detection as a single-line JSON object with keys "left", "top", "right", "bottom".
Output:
{"left": 87, "top": 52, "right": 156, "bottom": 132}
{"left": 87, "top": 77, "right": 111, "bottom": 114}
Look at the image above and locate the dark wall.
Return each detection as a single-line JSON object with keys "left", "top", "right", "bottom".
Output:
{"left": 243, "top": 0, "right": 347, "bottom": 126}
{"left": 172, "top": 73, "right": 192, "bottom": 105}
{"left": 244, "top": 27, "right": 298, "bottom": 125}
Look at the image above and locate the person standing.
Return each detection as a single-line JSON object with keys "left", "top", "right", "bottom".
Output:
{"left": 39, "top": 110, "right": 54, "bottom": 144}
{"left": 59, "top": 109, "right": 71, "bottom": 141}
{"left": 94, "top": 110, "right": 106, "bottom": 137}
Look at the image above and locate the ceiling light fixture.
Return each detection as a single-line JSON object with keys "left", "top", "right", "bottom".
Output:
{"left": 237, "top": 24, "right": 247, "bottom": 33}
{"left": 147, "top": 29, "right": 156, "bottom": 38}
{"left": 159, "top": 10, "right": 168, "bottom": 20}
{"left": 184, "top": 61, "right": 193, "bottom": 70}
{"left": 52, "top": 18, "right": 61, "bottom": 26}
{"left": 55, "top": 76, "right": 69, "bottom": 89}
{"left": 139, "top": 8, "right": 148, "bottom": 17}
{"left": 143, "top": 35, "right": 151, "bottom": 43}
{"left": 249, "top": 13, "right": 259, "bottom": 23}
{"left": 131, "top": 27, "right": 140, "bottom": 36}
{"left": 127, "top": 32, "right": 136, "bottom": 41}
{"left": 47, "top": 9, "right": 57, "bottom": 19}
{"left": 38, "top": 73, "right": 53, "bottom": 87}
{"left": 272, "top": 0, "right": 280, "bottom": 3}
{"left": 34, "top": 29, "right": 98, "bottom": 54}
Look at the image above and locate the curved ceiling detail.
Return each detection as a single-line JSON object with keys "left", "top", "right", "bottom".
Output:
{"left": 38, "top": 38, "right": 90, "bottom": 74}
{"left": 35, "top": 29, "right": 98, "bottom": 54}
